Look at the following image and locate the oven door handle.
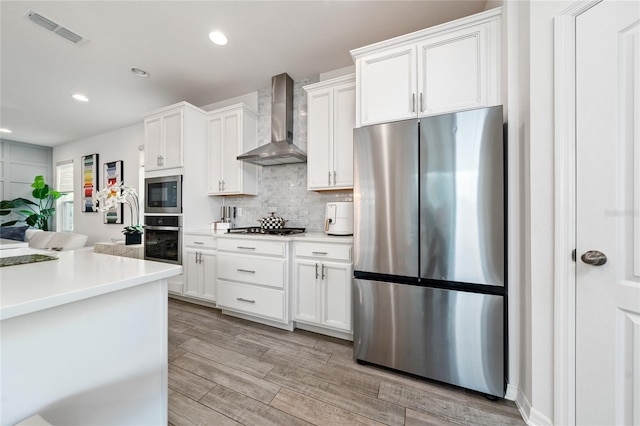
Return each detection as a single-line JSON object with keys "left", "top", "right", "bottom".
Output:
{"left": 144, "top": 225, "right": 181, "bottom": 231}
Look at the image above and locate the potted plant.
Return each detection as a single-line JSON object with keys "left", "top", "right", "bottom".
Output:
{"left": 0, "top": 175, "right": 62, "bottom": 231}
{"left": 93, "top": 182, "right": 142, "bottom": 245}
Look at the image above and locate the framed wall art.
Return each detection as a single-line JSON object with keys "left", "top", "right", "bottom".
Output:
{"left": 103, "top": 160, "right": 123, "bottom": 224}
{"left": 82, "top": 153, "right": 99, "bottom": 212}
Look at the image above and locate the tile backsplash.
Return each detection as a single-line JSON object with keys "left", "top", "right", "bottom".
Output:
{"left": 221, "top": 75, "right": 353, "bottom": 232}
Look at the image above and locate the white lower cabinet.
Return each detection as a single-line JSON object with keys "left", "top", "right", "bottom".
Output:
{"left": 216, "top": 238, "right": 290, "bottom": 328}
{"left": 293, "top": 242, "right": 353, "bottom": 336}
{"left": 217, "top": 280, "right": 286, "bottom": 322}
{"left": 182, "top": 234, "right": 217, "bottom": 302}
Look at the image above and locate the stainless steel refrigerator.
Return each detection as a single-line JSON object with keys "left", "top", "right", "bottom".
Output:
{"left": 353, "top": 105, "right": 505, "bottom": 397}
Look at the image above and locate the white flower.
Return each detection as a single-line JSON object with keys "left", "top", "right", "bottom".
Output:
{"left": 93, "top": 181, "right": 140, "bottom": 226}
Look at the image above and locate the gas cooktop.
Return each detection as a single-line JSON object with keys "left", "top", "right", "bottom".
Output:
{"left": 226, "top": 227, "right": 306, "bottom": 236}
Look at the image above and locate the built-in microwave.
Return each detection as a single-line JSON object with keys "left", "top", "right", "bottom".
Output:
{"left": 145, "top": 175, "right": 182, "bottom": 214}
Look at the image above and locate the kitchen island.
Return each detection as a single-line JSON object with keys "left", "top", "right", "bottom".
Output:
{"left": 0, "top": 248, "right": 182, "bottom": 426}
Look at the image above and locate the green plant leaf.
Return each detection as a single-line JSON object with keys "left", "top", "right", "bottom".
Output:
{"left": 25, "top": 214, "right": 40, "bottom": 226}
{"left": 32, "top": 185, "right": 50, "bottom": 200}
{"left": 1, "top": 176, "right": 59, "bottom": 230}
{"left": 31, "top": 175, "right": 46, "bottom": 190}
{"left": 2, "top": 198, "right": 38, "bottom": 208}
{"left": 0, "top": 220, "right": 20, "bottom": 227}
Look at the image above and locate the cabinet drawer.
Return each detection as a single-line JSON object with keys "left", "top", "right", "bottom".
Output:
{"left": 294, "top": 243, "right": 351, "bottom": 262}
{"left": 218, "top": 238, "right": 286, "bottom": 257}
{"left": 184, "top": 234, "right": 217, "bottom": 249}
{"left": 217, "top": 253, "right": 286, "bottom": 288}
{"left": 217, "top": 280, "right": 285, "bottom": 322}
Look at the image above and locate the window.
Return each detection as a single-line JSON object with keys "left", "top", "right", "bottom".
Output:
{"left": 56, "top": 160, "right": 74, "bottom": 231}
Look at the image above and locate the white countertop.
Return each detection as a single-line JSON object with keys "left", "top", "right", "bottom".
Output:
{"left": 0, "top": 238, "right": 29, "bottom": 249}
{"left": 185, "top": 229, "right": 353, "bottom": 244}
{"left": 0, "top": 248, "right": 182, "bottom": 320}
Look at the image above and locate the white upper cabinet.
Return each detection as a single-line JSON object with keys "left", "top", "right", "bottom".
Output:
{"left": 351, "top": 7, "right": 501, "bottom": 127}
{"left": 304, "top": 74, "right": 356, "bottom": 191}
{"left": 207, "top": 104, "right": 258, "bottom": 196}
{"left": 143, "top": 102, "right": 206, "bottom": 172}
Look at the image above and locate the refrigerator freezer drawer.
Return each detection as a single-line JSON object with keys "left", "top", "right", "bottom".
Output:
{"left": 353, "top": 279, "right": 504, "bottom": 397}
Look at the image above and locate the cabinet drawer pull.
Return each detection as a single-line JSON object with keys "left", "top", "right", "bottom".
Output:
{"left": 237, "top": 246, "right": 256, "bottom": 250}
{"left": 312, "top": 251, "right": 328, "bottom": 255}
{"left": 193, "top": 241, "right": 204, "bottom": 245}
{"left": 237, "top": 297, "right": 256, "bottom": 304}
{"left": 419, "top": 92, "right": 423, "bottom": 112}
{"left": 236, "top": 268, "right": 256, "bottom": 274}
{"left": 412, "top": 93, "right": 416, "bottom": 112}
{"left": 333, "top": 171, "right": 336, "bottom": 185}
{"left": 328, "top": 171, "right": 331, "bottom": 186}
{"left": 315, "top": 263, "right": 319, "bottom": 279}
{"left": 321, "top": 264, "right": 326, "bottom": 280}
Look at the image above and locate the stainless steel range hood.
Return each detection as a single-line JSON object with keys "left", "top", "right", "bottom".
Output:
{"left": 237, "top": 73, "right": 307, "bottom": 165}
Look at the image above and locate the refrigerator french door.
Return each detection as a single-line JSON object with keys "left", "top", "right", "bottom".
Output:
{"left": 353, "top": 106, "right": 505, "bottom": 397}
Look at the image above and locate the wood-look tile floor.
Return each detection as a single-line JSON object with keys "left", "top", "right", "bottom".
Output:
{"left": 168, "top": 298, "right": 525, "bottom": 426}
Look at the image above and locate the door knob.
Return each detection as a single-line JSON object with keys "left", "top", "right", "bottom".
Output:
{"left": 580, "top": 250, "right": 607, "bottom": 266}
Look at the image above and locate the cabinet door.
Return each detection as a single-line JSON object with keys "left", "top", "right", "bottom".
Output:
{"left": 183, "top": 249, "right": 201, "bottom": 298}
{"left": 357, "top": 44, "right": 417, "bottom": 127}
{"left": 162, "top": 110, "right": 184, "bottom": 169}
{"left": 201, "top": 251, "right": 217, "bottom": 302}
{"left": 307, "top": 89, "right": 333, "bottom": 190}
{"left": 417, "top": 22, "right": 498, "bottom": 116}
{"left": 220, "top": 111, "right": 241, "bottom": 193}
{"left": 322, "top": 261, "right": 353, "bottom": 332}
{"left": 145, "top": 116, "right": 163, "bottom": 171}
{"left": 332, "top": 83, "right": 356, "bottom": 189}
{"left": 208, "top": 115, "right": 223, "bottom": 194}
{"left": 294, "top": 260, "right": 321, "bottom": 324}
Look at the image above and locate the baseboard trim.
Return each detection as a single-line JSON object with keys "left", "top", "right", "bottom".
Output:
{"left": 504, "top": 383, "right": 518, "bottom": 401}
{"left": 294, "top": 321, "right": 353, "bottom": 341}
{"left": 516, "top": 387, "right": 553, "bottom": 426}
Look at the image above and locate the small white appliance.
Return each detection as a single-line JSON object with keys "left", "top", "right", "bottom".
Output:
{"left": 324, "top": 202, "right": 353, "bottom": 236}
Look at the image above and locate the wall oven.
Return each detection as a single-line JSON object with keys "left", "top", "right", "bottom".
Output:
{"left": 144, "top": 216, "right": 182, "bottom": 265}
{"left": 145, "top": 175, "right": 182, "bottom": 214}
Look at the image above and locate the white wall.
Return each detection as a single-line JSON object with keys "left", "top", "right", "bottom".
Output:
{"left": 52, "top": 123, "right": 144, "bottom": 245}
{"left": 508, "top": 1, "right": 575, "bottom": 423}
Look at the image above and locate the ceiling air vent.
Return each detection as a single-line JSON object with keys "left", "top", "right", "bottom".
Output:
{"left": 25, "top": 10, "right": 88, "bottom": 45}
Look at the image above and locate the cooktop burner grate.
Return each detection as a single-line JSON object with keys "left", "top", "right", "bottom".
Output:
{"left": 226, "top": 227, "right": 306, "bottom": 235}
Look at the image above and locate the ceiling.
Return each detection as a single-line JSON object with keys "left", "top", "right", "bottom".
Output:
{"left": 0, "top": 1, "right": 488, "bottom": 147}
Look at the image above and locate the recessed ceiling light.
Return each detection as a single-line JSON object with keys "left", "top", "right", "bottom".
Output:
{"left": 72, "top": 93, "right": 89, "bottom": 102}
{"left": 131, "top": 67, "right": 150, "bottom": 77}
{"left": 0, "top": 128, "right": 12, "bottom": 134}
{"left": 208, "top": 31, "right": 228, "bottom": 46}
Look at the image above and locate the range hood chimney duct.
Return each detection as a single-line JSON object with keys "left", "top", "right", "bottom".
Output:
{"left": 237, "top": 73, "right": 307, "bottom": 165}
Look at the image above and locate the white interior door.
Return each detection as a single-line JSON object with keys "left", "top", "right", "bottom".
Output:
{"left": 576, "top": 1, "right": 640, "bottom": 424}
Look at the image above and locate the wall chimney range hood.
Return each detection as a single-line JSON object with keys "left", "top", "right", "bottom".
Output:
{"left": 237, "top": 73, "right": 307, "bottom": 165}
